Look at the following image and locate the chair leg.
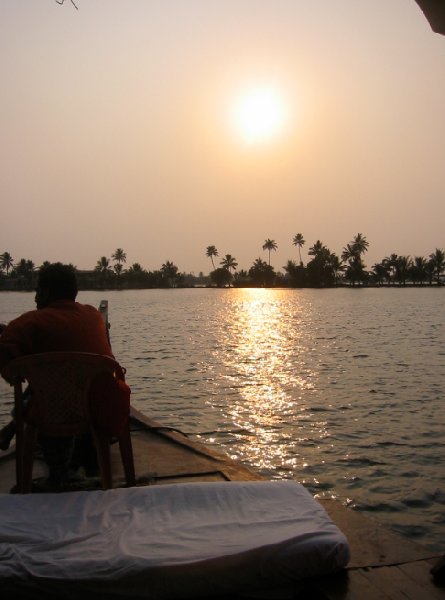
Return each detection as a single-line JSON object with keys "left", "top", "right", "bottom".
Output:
{"left": 118, "top": 426, "right": 136, "bottom": 487}
{"left": 93, "top": 431, "right": 113, "bottom": 490}
{"left": 14, "top": 382, "right": 25, "bottom": 493}
{"left": 15, "top": 419, "right": 24, "bottom": 493}
{"left": 22, "top": 425, "right": 38, "bottom": 494}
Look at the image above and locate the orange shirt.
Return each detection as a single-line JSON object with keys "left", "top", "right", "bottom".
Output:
{"left": 0, "top": 300, "right": 113, "bottom": 369}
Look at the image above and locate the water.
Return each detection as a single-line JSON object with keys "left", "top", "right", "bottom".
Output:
{"left": 1, "top": 287, "right": 445, "bottom": 551}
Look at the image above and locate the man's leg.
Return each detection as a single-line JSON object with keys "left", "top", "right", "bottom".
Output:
{"left": 38, "top": 435, "right": 75, "bottom": 485}
{"left": 70, "top": 433, "right": 99, "bottom": 477}
{"left": 0, "top": 421, "right": 16, "bottom": 451}
{"left": 0, "top": 386, "right": 32, "bottom": 451}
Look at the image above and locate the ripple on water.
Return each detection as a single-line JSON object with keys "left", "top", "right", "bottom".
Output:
{"left": 1, "top": 287, "right": 445, "bottom": 551}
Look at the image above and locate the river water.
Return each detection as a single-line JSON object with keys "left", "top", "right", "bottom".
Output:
{"left": 1, "top": 287, "right": 444, "bottom": 551}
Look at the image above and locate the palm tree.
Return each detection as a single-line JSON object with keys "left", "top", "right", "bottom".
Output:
{"left": 114, "top": 263, "right": 124, "bottom": 277}
{"left": 351, "top": 233, "right": 369, "bottom": 256}
{"left": 161, "top": 260, "right": 179, "bottom": 287}
{"left": 308, "top": 240, "right": 325, "bottom": 257}
{"left": 371, "top": 262, "right": 389, "bottom": 286}
{"left": 112, "top": 248, "right": 127, "bottom": 271}
{"left": 220, "top": 254, "right": 238, "bottom": 273}
{"left": 12, "top": 259, "right": 35, "bottom": 286}
{"left": 205, "top": 246, "right": 218, "bottom": 271}
{"left": 341, "top": 243, "right": 355, "bottom": 263}
{"left": 292, "top": 233, "right": 305, "bottom": 265}
{"left": 429, "top": 248, "right": 445, "bottom": 285}
{"left": 95, "top": 256, "right": 112, "bottom": 274}
{"left": 384, "top": 254, "right": 399, "bottom": 285}
{"left": 396, "top": 256, "right": 412, "bottom": 286}
{"left": 425, "top": 258, "right": 436, "bottom": 286}
{"left": 0, "top": 251, "right": 14, "bottom": 275}
{"left": 329, "top": 253, "right": 345, "bottom": 285}
{"left": 128, "top": 263, "right": 144, "bottom": 274}
{"left": 341, "top": 234, "right": 369, "bottom": 286}
{"left": 262, "top": 239, "right": 278, "bottom": 266}
{"left": 248, "top": 257, "right": 275, "bottom": 287}
{"left": 307, "top": 241, "right": 338, "bottom": 287}
{"left": 410, "top": 256, "right": 428, "bottom": 286}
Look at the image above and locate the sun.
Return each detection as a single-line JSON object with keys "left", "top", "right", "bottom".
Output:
{"left": 230, "top": 86, "right": 288, "bottom": 144}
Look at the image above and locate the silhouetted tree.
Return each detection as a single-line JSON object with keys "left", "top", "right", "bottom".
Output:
{"left": 395, "top": 256, "right": 411, "bottom": 286}
{"left": 211, "top": 267, "right": 232, "bottom": 288}
{"left": 249, "top": 258, "right": 275, "bottom": 286}
{"left": 0, "top": 252, "right": 13, "bottom": 275}
{"left": 429, "top": 248, "right": 445, "bottom": 285}
{"left": 220, "top": 255, "right": 238, "bottom": 287}
{"left": 383, "top": 254, "right": 399, "bottom": 285}
{"left": 262, "top": 239, "right": 278, "bottom": 266}
{"left": 11, "top": 259, "right": 35, "bottom": 288}
{"left": 112, "top": 248, "right": 127, "bottom": 274}
{"left": 161, "top": 260, "right": 179, "bottom": 287}
{"left": 95, "top": 256, "right": 112, "bottom": 275}
{"left": 205, "top": 246, "right": 218, "bottom": 271}
{"left": 371, "top": 262, "right": 389, "bottom": 286}
{"left": 307, "top": 241, "right": 337, "bottom": 287}
{"left": 292, "top": 233, "right": 305, "bottom": 265}
{"left": 409, "top": 256, "right": 428, "bottom": 286}
{"left": 341, "top": 234, "right": 369, "bottom": 286}
{"left": 283, "top": 259, "right": 305, "bottom": 287}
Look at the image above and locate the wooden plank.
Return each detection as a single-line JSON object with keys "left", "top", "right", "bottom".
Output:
{"left": 319, "top": 499, "right": 438, "bottom": 568}
{"left": 360, "top": 564, "right": 433, "bottom": 600}
{"left": 398, "top": 560, "right": 445, "bottom": 599}
{"left": 314, "top": 569, "right": 393, "bottom": 600}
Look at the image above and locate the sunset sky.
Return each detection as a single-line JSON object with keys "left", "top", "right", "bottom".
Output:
{"left": 1, "top": 1, "right": 444, "bottom": 275}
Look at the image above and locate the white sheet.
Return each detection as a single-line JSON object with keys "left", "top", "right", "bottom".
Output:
{"left": 0, "top": 481, "right": 350, "bottom": 597}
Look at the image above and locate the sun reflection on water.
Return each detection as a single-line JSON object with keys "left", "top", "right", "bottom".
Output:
{"left": 214, "top": 288, "right": 323, "bottom": 475}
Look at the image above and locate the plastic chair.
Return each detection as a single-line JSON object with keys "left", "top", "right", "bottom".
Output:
{"left": 2, "top": 352, "right": 136, "bottom": 493}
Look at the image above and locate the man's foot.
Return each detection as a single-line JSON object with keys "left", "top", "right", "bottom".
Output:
{"left": 0, "top": 421, "right": 16, "bottom": 451}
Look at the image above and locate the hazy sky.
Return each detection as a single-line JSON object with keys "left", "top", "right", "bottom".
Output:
{"left": 2, "top": 1, "right": 444, "bottom": 275}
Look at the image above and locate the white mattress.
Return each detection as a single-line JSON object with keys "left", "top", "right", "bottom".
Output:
{"left": 0, "top": 480, "right": 350, "bottom": 598}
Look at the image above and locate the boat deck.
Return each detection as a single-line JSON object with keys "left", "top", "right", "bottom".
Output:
{"left": 1, "top": 407, "right": 444, "bottom": 599}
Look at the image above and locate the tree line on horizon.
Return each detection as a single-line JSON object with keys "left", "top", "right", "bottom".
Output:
{"left": 1, "top": 234, "right": 444, "bottom": 291}
{"left": 0, "top": 249, "right": 188, "bottom": 291}
{"left": 205, "top": 234, "right": 445, "bottom": 288}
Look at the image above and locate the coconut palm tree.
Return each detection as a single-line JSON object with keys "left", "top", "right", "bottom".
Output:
{"left": 205, "top": 246, "right": 218, "bottom": 271}
{"left": 329, "top": 253, "right": 345, "bottom": 285}
{"left": 292, "top": 233, "right": 305, "bottom": 265}
{"left": 307, "top": 241, "right": 338, "bottom": 287}
{"left": 429, "top": 248, "right": 445, "bottom": 285}
{"left": 425, "top": 258, "right": 436, "bottom": 286}
{"left": 410, "top": 256, "right": 428, "bottom": 286}
{"left": 396, "top": 256, "right": 412, "bottom": 286}
{"left": 383, "top": 254, "right": 399, "bottom": 285}
{"left": 114, "top": 263, "right": 124, "bottom": 277}
{"left": 341, "top": 234, "right": 369, "bottom": 286}
{"left": 220, "top": 254, "right": 238, "bottom": 273}
{"left": 128, "top": 262, "right": 144, "bottom": 274}
{"left": 112, "top": 248, "right": 127, "bottom": 271}
{"left": 95, "top": 256, "right": 112, "bottom": 274}
{"left": 307, "top": 240, "right": 320, "bottom": 254}
{"left": 248, "top": 258, "right": 275, "bottom": 287}
{"left": 371, "top": 262, "right": 389, "bottom": 286}
{"left": 0, "top": 252, "right": 14, "bottom": 275}
{"left": 351, "top": 233, "right": 369, "bottom": 256}
{"left": 262, "top": 239, "right": 278, "bottom": 266}
{"left": 12, "top": 259, "right": 35, "bottom": 286}
{"left": 161, "top": 261, "right": 179, "bottom": 287}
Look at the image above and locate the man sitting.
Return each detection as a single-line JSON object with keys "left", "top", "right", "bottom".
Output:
{"left": 0, "top": 263, "right": 115, "bottom": 485}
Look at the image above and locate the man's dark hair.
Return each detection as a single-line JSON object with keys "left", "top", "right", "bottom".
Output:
{"left": 37, "top": 263, "right": 78, "bottom": 301}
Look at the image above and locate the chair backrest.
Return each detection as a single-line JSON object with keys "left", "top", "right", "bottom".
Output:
{"left": 3, "top": 352, "right": 122, "bottom": 436}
